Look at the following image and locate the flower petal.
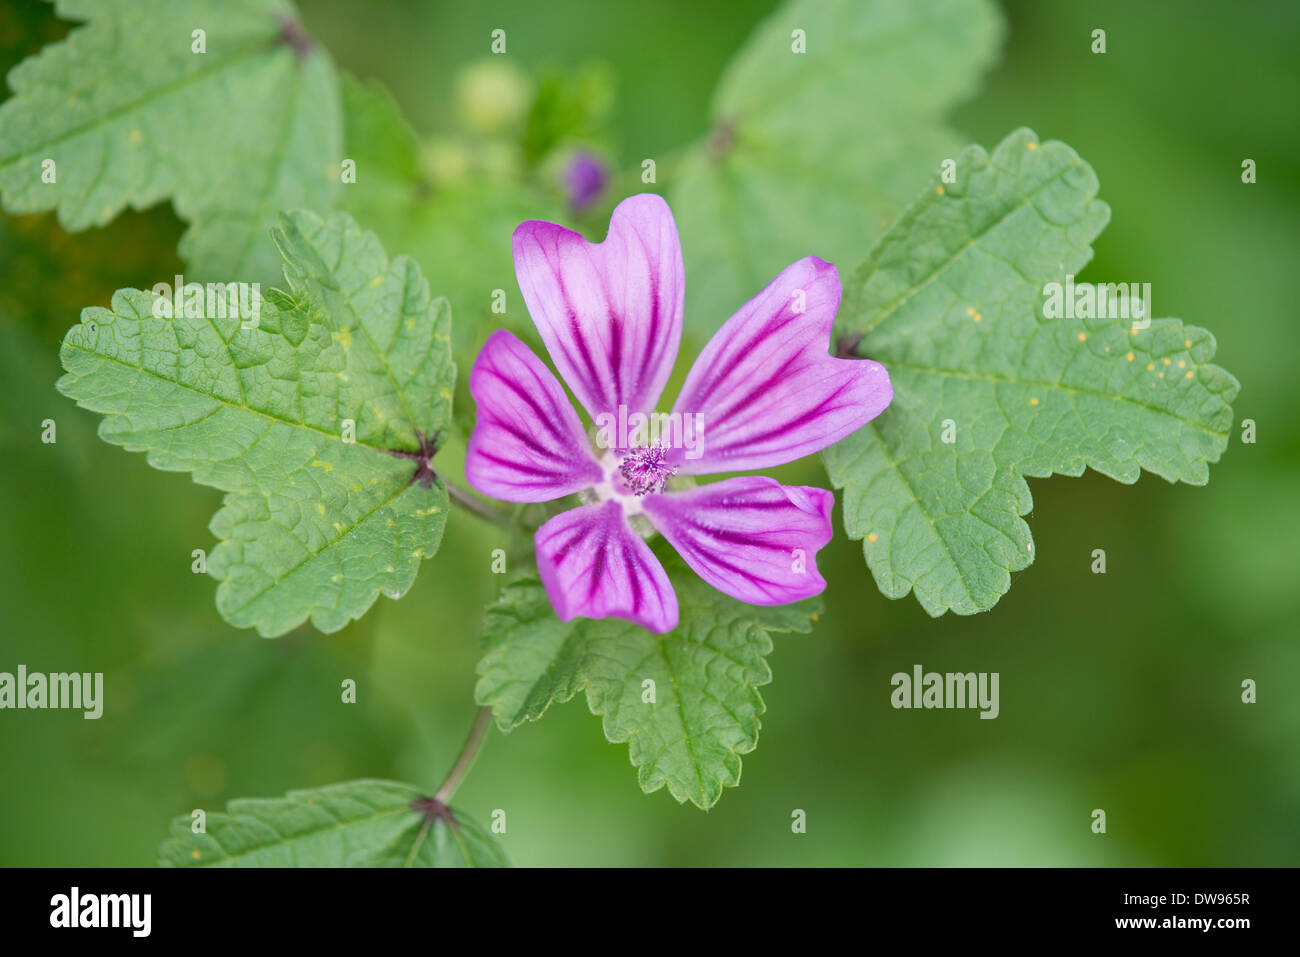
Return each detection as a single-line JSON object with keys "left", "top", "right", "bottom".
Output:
{"left": 671, "top": 256, "right": 892, "bottom": 474}
{"left": 536, "top": 500, "right": 679, "bottom": 633}
{"left": 513, "top": 193, "right": 684, "bottom": 421}
{"left": 642, "top": 477, "right": 833, "bottom": 605}
{"left": 465, "top": 330, "right": 602, "bottom": 502}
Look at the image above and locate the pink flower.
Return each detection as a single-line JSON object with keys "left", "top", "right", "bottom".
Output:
{"left": 465, "top": 194, "right": 892, "bottom": 633}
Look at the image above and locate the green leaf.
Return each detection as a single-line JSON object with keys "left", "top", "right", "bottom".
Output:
{"left": 57, "top": 209, "right": 456, "bottom": 636}
{"left": 476, "top": 568, "right": 819, "bottom": 809}
{"left": 0, "top": 0, "right": 341, "bottom": 284}
{"left": 672, "top": 0, "right": 1003, "bottom": 338}
{"left": 825, "top": 128, "right": 1240, "bottom": 615}
{"left": 337, "top": 72, "right": 421, "bottom": 214}
{"left": 158, "top": 780, "right": 509, "bottom": 867}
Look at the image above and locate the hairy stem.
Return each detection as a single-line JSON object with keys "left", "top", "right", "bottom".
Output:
{"left": 435, "top": 705, "right": 494, "bottom": 804}
{"left": 444, "top": 479, "right": 513, "bottom": 527}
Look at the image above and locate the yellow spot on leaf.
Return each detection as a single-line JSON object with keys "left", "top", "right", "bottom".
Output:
{"left": 316, "top": 503, "right": 327, "bottom": 516}
{"left": 1185, "top": 370, "right": 1194, "bottom": 378}
{"left": 1077, "top": 332, "right": 1087, "bottom": 341}
{"left": 1147, "top": 363, "right": 1156, "bottom": 372}
{"left": 128, "top": 129, "right": 141, "bottom": 144}
{"left": 867, "top": 533, "right": 878, "bottom": 543}
{"left": 1030, "top": 397, "right": 1039, "bottom": 406}
{"left": 1126, "top": 352, "right": 1135, "bottom": 361}
{"left": 1027, "top": 141, "right": 1038, "bottom": 150}
{"left": 369, "top": 275, "right": 384, "bottom": 287}
{"left": 333, "top": 328, "right": 352, "bottom": 351}
{"left": 1184, "top": 339, "right": 1192, "bottom": 348}
{"left": 1163, "top": 357, "right": 1171, "bottom": 366}
{"left": 191, "top": 849, "right": 200, "bottom": 859}
{"left": 311, "top": 460, "right": 333, "bottom": 472}
{"left": 1178, "top": 359, "right": 1186, "bottom": 368}
{"left": 936, "top": 185, "right": 944, "bottom": 195}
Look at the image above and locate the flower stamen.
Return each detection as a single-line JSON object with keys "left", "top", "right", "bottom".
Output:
{"left": 617, "top": 443, "right": 676, "bottom": 496}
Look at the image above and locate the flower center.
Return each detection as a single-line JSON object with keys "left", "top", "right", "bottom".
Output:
{"left": 617, "top": 443, "right": 676, "bottom": 497}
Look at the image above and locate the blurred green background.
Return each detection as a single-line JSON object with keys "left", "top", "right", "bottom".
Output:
{"left": 1, "top": 0, "right": 1297, "bottom": 866}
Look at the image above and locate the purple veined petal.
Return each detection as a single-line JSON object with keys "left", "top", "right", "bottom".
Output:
{"left": 642, "top": 477, "right": 834, "bottom": 606}
{"left": 465, "top": 330, "right": 603, "bottom": 502}
{"left": 670, "top": 256, "right": 892, "bottom": 474}
{"left": 512, "top": 193, "right": 684, "bottom": 422}
{"left": 535, "top": 500, "right": 679, "bottom": 633}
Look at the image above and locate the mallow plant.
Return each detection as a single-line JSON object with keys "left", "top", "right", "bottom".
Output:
{"left": 1, "top": 0, "right": 1238, "bottom": 866}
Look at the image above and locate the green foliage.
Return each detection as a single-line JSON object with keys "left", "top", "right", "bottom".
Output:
{"left": 0, "top": 0, "right": 1284, "bottom": 868}
{"left": 158, "top": 780, "right": 509, "bottom": 867}
{"left": 672, "top": 0, "right": 1003, "bottom": 338}
{"left": 338, "top": 73, "right": 422, "bottom": 213}
{"left": 476, "top": 568, "right": 820, "bottom": 808}
{"left": 0, "top": 0, "right": 341, "bottom": 284}
{"left": 825, "top": 128, "right": 1240, "bottom": 615}
{"left": 7, "top": 0, "right": 1246, "bottom": 830}
{"left": 521, "top": 63, "right": 614, "bottom": 166}
{"left": 338, "top": 72, "right": 560, "bottom": 378}
{"left": 57, "top": 209, "right": 455, "bottom": 636}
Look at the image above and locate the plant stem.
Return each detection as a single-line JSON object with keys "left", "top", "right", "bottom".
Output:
{"left": 434, "top": 705, "right": 494, "bottom": 804}
{"left": 443, "top": 479, "right": 512, "bottom": 527}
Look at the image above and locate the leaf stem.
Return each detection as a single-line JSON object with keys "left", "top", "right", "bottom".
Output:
{"left": 443, "top": 479, "right": 512, "bottom": 527}
{"left": 434, "top": 705, "right": 494, "bottom": 804}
